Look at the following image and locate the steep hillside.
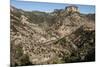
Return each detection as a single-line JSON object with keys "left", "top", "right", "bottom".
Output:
{"left": 10, "top": 5, "right": 95, "bottom": 66}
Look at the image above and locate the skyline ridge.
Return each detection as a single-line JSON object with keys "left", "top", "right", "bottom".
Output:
{"left": 11, "top": 0, "right": 95, "bottom": 14}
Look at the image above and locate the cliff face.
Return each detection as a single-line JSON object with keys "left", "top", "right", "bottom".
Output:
{"left": 10, "top": 6, "right": 95, "bottom": 66}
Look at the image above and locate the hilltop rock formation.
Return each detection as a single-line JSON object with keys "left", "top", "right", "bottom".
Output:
{"left": 10, "top": 5, "right": 95, "bottom": 66}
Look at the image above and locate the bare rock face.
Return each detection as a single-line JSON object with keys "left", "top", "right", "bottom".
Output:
{"left": 10, "top": 5, "right": 95, "bottom": 66}
{"left": 65, "top": 6, "right": 79, "bottom": 14}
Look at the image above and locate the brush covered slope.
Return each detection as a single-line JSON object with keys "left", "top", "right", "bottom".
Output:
{"left": 10, "top": 5, "right": 95, "bottom": 66}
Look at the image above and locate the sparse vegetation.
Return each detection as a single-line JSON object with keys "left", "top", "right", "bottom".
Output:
{"left": 10, "top": 5, "right": 95, "bottom": 66}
